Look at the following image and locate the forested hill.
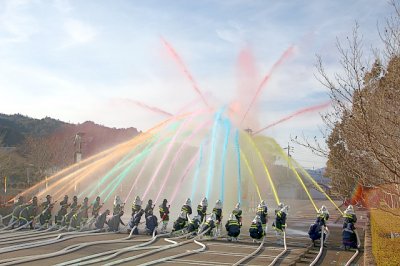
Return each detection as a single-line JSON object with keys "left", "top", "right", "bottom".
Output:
{"left": 0, "top": 113, "right": 140, "bottom": 183}
{"left": 0, "top": 113, "right": 139, "bottom": 147}
{"left": 0, "top": 114, "right": 66, "bottom": 146}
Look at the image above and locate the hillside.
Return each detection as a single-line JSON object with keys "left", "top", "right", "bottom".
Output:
{"left": 0, "top": 113, "right": 140, "bottom": 184}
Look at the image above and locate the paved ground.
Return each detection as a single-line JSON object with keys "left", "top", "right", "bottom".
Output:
{"left": 0, "top": 200, "right": 365, "bottom": 265}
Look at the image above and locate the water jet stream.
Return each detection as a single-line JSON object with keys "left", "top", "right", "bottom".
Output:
{"left": 154, "top": 119, "right": 212, "bottom": 203}
{"left": 170, "top": 149, "right": 201, "bottom": 204}
{"left": 191, "top": 141, "right": 205, "bottom": 201}
{"left": 241, "top": 45, "right": 295, "bottom": 123}
{"left": 240, "top": 148, "right": 262, "bottom": 201}
{"left": 219, "top": 119, "right": 231, "bottom": 203}
{"left": 242, "top": 132, "right": 280, "bottom": 204}
{"left": 142, "top": 115, "right": 195, "bottom": 200}
{"left": 293, "top": 160, "right": 343, "bottom": 215}
{"left": 234, "top": 130, "right": 242, "bottom": 203}
{"left": 272, "top": 142, "right": 318, "bottom": 212}
{"left": 206, "top": 109, "right": 224, "bottom": 199}
{"left": 254, "top": 101, "right": 331, "bottom": 134}
{"left": 161, "top": 37, "right": 210, "bottom": 108}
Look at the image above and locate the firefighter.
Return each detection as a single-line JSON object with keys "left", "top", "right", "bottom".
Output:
{"left": 249, "top": 215, "right": 264, "bottom": 241}
{"left": 128, "top": 209, "right": 144, "bottom": 235}
{"left": 55, "top": 195, "right": 69, "bottom": 225}
{"left": 275, "top": 202, "right": 284, "bottom": 215}
{"left": 70, "top": 196, "right": 78, "bottom": 211}
{"left": 70, "top": 208, "right": 84, "bottom": 230}
{"left": 132, "top": 196, "right": 142, "bottom": 217}
{"left": 107, "top": 210, "right": 126, "bottom": 232}
{"left": 342, "top": 222, "right": 358, "bottom": 250}
{"left": 343, "top": 205, "right": 357, "bottom": 227}
{"left": 94, "top": 209, "right": 110, "bottom": 230}
{"left": 181, "top": 198, "right": 192, "bottom": 220}
{"left": 41, "top": 195, "right": 52, "bottom": 210}
{"left": 39, "top": 201, "right": 55, "bottom": 227}
{"left": 225, "top": 213, "right": 241, "bottom": 241}
{"left": 63, "top": 196, "right": 79, "bottom": 227}
{"left": 145, "top": 209, "right": 158, "bottom": 235}
{"left": 232, "top": 202, "right": 242, "bottom": 226}
{"left": 144, "top": 199, "right": 154, "bottom": 218}
{"left": 256, "top": 200, "right": 268, "bottom": 233}
{"left": 212, "top": 200, "right": 223, "bottom": 236}
{"left": 113, "top": 195, "right": 124, "bottom": 215}
{"left": 318, "top": 205, "right": 330, "bottom": 225}
{"left": 9, "top": 196, "right": 25, "bottom": 228}
{"left": 92, "top": 196, "right": 103, "bottom": 218}
{"left": 197, "top": 197, "right": 208, "bottom": 222}
{"left": 187, "top": 215, "right": 201, "bottom": 235}
{"left": 80, "top": 197, "right": 91, "bottom": 225}
{"left": 198, "top": 213, "right": 216, "bottom": 237}
{"left": 19, "top": 196, "right": 38, "bottom": 229}
{"left": 273, "top": 205, "right": 289, "bottom": 244}
{"left": 159, "top": 199, "right": 170, "bottom": 233}
{"left": 172, "top": 211, "right": 187, "bottom": 232}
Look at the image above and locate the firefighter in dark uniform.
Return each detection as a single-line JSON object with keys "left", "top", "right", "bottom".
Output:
{"left": 92, "top": 196, "right": 103, "bottom": 218}
{"left": 197, "top": 197, "right": 208, "bottom": 222}
{"left": 159, "top": 199, "right": 170, "bottom": 233}
{"left": 225, "top": 213, "right": 241, "bottom": 241}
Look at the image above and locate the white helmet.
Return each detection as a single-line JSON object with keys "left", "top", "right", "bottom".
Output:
{"left": 345, "top": 205, "right": 355, "bottom": 215}
{"left": 235, "top": 202, "right": 241, "bottom": 210}
{"left": 201, "top": 197, "right": 208, "bottom": 207}
{"left": 319, "top": 205, "right": 329, "bottom": 215}
{"left": 114, "top": 196, "right": 122, "bottom": 206}
{"left": 229, "top": 213, "right": 237, "bottom": 221}
{"left": 215, "top": 199, "right": 222, "bottom": 209}
{"left": 185, "top": 198, "right": 192, "bottom": 207}
{"left": 257, "top": 203, "right": 263, "bottom": 208}
{"left": 134, "top": 196, "right": 142, "bottom": 206}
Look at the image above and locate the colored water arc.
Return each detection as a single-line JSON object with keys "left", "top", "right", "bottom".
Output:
{"left": 234, "top": 129, "right": 242, "bottom": 203}
{"left": 205, "top": 109, "right": 224, "bottom": 199}
{"left": 219, "top": 119, "right": 231, "bottom": 203}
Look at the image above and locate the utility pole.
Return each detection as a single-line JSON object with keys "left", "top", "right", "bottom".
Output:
{"left": 283, "top": 142, "right": 294, "bottom": 177}
{"left": 74, "top": 132, "right": 85, "bottom": 193}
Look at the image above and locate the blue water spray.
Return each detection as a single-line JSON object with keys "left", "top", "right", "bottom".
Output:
{"left": 206, "top": 109, "right": 224, "bottom": 199}
{"left": 219, "top": 118, "right": 231, "bottom": 203}
{"left": 234, "top": 129, "right": 242, "bottom": 203}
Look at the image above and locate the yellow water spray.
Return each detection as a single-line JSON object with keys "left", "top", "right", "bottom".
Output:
{"left": 242, "top": 132, "right": 280, "bottom": 205}
{"left": 293, "top": 160, "right": 343, "bottom": 215}
{"left": 240, "top": 149, "right": 262, "bottom": 201}
{"left": 273, "top": 143, "right": 319, "bottom": 212}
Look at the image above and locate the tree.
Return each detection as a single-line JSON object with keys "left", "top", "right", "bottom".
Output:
{"left": 294, "top": 1, "right": 400, "bottom": 200}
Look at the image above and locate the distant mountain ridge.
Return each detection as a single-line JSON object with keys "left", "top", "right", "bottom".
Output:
{"left": 0, "top": 113, "right": 140, "bottom": 184}
{"left": 0, "top": 113, "right": 139, "bottom": 148}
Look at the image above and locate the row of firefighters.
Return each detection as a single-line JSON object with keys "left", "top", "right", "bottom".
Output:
{"left": 6, "top": 195, "right": 358, "bottom": 248}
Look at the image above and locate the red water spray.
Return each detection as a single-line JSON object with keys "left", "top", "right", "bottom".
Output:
{"left": 254, "top": 101, "right": 331, "bottom": 134}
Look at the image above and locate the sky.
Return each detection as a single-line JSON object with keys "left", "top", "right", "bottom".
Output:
{"left": 0, "top": 0, "right": 393, "bottom": 168}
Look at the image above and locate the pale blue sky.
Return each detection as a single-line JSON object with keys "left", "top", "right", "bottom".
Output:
{"left": 0, "top": 0, "right": 392, "bottom": 167}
